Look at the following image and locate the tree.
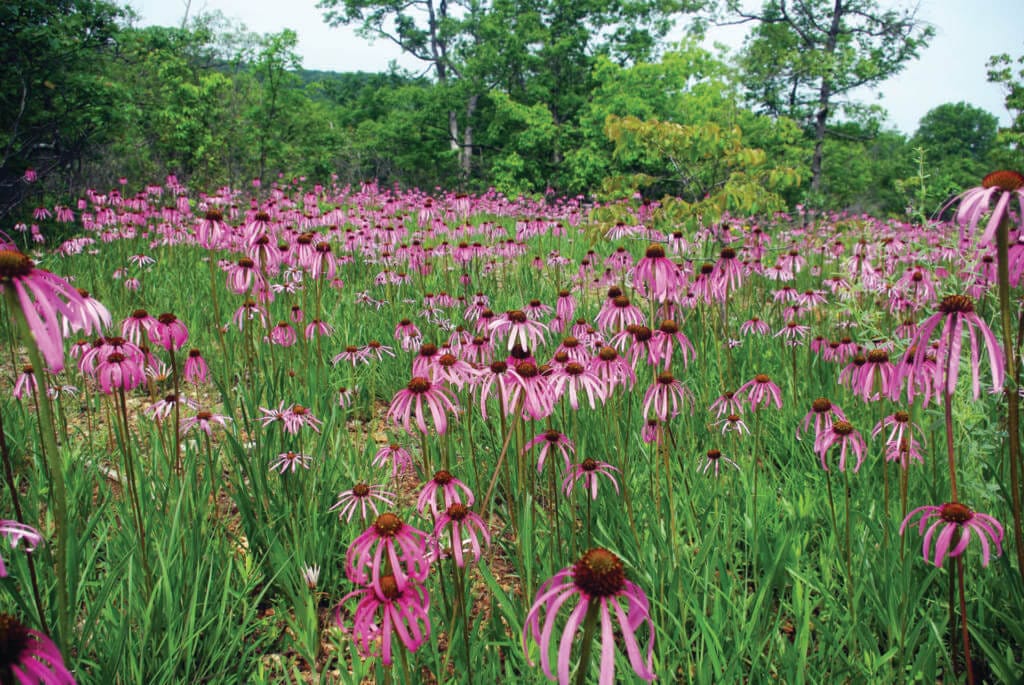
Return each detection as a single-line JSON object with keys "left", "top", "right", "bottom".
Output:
{"left": 317, "top": 0, "right": 481, "bottom": 173}
{"left": 721, "top": 0, "right": 933, "bottom": 194}
{"left": 987, "top": 51, "right": 1024, "bottom": 170}
{"left": 913, "top": 102, "right": 998, "bottom": 163}
{"left": 899, "top": 102, "right": 999, "bottom": 209}
{"left": 0, "top": 0, "right": 124, "bottom": 218}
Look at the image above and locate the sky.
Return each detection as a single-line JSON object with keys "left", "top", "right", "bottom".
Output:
{"left": 124, "top": 0, "right": 1022, "bottom": 134}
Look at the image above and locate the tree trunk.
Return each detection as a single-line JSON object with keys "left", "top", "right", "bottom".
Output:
{"left": 811, "top": 0, "right": 844, "bottom": 194}
{"left": 460, "top": 94, "right": 478, "bottom": 175}
{"left": 810, "top": 81, "right": 830, "bottom": 193}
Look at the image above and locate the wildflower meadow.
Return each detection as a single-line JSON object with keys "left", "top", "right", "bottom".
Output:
{"left": 2, "top": 172, "right": 1024, "bottom": 684}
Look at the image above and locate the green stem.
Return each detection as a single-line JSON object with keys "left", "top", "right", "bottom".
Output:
{"left": 995, "top": 214, "right": 1024, "bottom": 578}
{"left": 574, "top": 602, "right": 601, "bottom": 685}
{"left": 0, "top": 407, "right": 50, "bottom": 636}
{"left": 956, "top": 554, "right": 976, "bottom": 685}
{"left": 5, "top": 290, "right": 70, "bottom": 648}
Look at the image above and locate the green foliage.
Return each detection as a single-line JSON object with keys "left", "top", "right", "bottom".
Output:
{"left": 890, "top": 102, "right": 1002, "bottom": 213}
{"left": 0, "top": 0, "right": 125, "bottom": 218}
{"left": 724, "top": 0, "right": 934, "bottom": 193}
{"left": 987, "top": 51, "right": 1024, "bottom": 170}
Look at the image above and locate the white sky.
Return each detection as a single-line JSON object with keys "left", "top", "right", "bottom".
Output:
{"left": 124, "top": 0, "right": 1021, "bottom": 134}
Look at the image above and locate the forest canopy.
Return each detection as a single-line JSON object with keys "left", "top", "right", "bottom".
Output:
{"left": 2, "top": 0, "right": 1020, "bottom": 222}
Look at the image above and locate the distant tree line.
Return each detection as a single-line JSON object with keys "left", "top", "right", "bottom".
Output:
{"left": 2, "top": 0, "right": 1021, "bottom": 222}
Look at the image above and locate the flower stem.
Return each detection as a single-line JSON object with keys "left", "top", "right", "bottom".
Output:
{"left": 5, "top": 290, "right": 70, "bottom": 648}
{"left": 956, "top": 555, "right": 976, "bottom": 685}
{"left": 0, "top": 407, "right": 50, "bottom": 636}
{"left": 995, "top": 214, "right": 1024, "bottom": 578}
{"left": 574, "top": 601, "right": 601, "bottom": 685}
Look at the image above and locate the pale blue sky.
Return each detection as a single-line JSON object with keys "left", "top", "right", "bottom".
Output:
{"left": 126, "top": 0, "right": 1022, "bottom": 134}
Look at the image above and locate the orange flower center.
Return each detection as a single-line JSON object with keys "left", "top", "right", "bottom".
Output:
{"left": 938, "top": 295, "right": 974, "bottom": 314}
{"left": 982, "top": 170, "right": 1024, "bottom": 191}
{"left": 573, "top": 548, "right": 626, "bottom": 597}
{"left": 0, "top": 249, "right": 33, "bottom": 280}
{"left": 832, "top": 420, "right": 854, "bottom": 436}
{"left": 940, "top": 502, "right": 972, "bottom": 524}
{"left": 373, "top": 513, "right": 403, "bottom": 537}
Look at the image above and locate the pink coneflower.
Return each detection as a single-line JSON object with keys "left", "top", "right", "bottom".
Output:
{"left": 691, "top": 263, "right": 725, "bottom": 303}
{"left": 361, "top": 339, "right": 395, "bottom": 362}
{"left": 432, "top": 503, "right": 491, "bottom": 567}
{"left": 64, "top": 289, "right": 110, "bottom": 337}
{"left": 611, "top": 325, "right": 657, "bottom": 369}
{"left": 283, "top": 404, "right": 322, "bottom": 434}
{"left": 269, "top": 321, "right": 297, "bottom": 347}
{"left": 393, "top": 318, "right": 422, "bottom": 352}
{"left": 588, "top": 346, "right": 636, "bottom": 392}
{"left": 633, "top": 243, "right": 685, "bottom": 302}
{"left": 337, "top": 385, "right": 359, "bottom": 408}
{"left": 305, "top": 318, "right": 334, "bottom": 340}
{"left": 417, "top": 470, "right": 475, "bottom": 518}
{"left": 773, "top": 320, "right": 809, "bottom": 346}
{"left": 900, "top": 502, "right": 1004, "bottom": 567}
{"left": 523, "top": 547, "right": 655, "bottom": 684}
{"left": 814, "top": 420, "right": 867, "bottom": 472}
{"left": 179, "top": 409, "right": 232, "bottom": 436}
{"left": 740, "top": 317, "right": 770, "bottom": 336}
{"left": 145, "top": 393, "right": 199, "bottom": 422}
{"left": 226, "top": 257, "right": 262, "bottom": 294}
{"left": 641, "top": 418, "right": 663, "bottom": 444}
{"left": 333, "top": 345, "right": 370, "bottom": 368}
{"left": 411, "top": 342, "right": 442, "bottom": 379}
{"left": 0, "top": 244, "right": 98, "bottom": 371}
{"left": 269, "top": 450, "right": 313, "bottom": 473}
{"left": 346, "top": 513, "right": 431, "bottom": 596}
{"left": 563, "top": 459, "right": 621, "bottom": 499}
{"left": 642, "top": 371, "right": 694, "bottom": 420}
{"left": 507, "top": 361, "right": 554, "bottom": 420}
{"left": 148, "top": 313, "right": 189, "bottom": 352}
{"left": 232, "top": 299, "right": 268, "bottom": 331}
{"left": 872, "top": 410, "right": 921, "bottom": 452}
{"left": 550, "top": 361, "right": 606, "bottom": 410}
{"left": 373, "top": 443, "right": 415, "bottom": 477}
{"left": 183, "top": 348, "right": 209, "bottom": 384}
{"left": 708, "top": 391, "right": 742, "bottom": 418}
{"left": 331, "top": 483, "right": 395, "bottom": 523}
{"left": 524, "top": 299, "right": 554, "bottom": 320}
{"left": 0, "top": 520, "right": 42, "bottom": 578}
{"left": 735, "top": 374, "right": 783, "bottom": 411}
{"left": 850, "top": 348, "right": 898, "bottom": 402}
{"left": 650, "top": 320, "right": 695, "bottom": 370}
{"left": 594, "top": 288, "right": 645, "bottom": 333}
{"left": 523, "top": 430, "right": 576, "bottom": 473}
{"left": 473, "top": 361, "right": 514, "bottom": 420}
{"left": 97, "top": 351, "right": 145, "bottom": 394}
{"left": 714, "top": 247, "right": 744, "bottom": 291}
{"left": 700, "top": 449, "right": 740, "bottom": 477}
{"left": 798, "top": 398, "right": 846, "bottom": 441}
{"left": 387, "top": 377, "right": 460, "bottom": 436}
{"left": 904, "top": 295, "right": 1003, "bottom": 400}
{"left": 335, "top": 575, "right": 431, "bottom": 666}
{"left": 490, "top": 310, "right": 549, "bottom": 352}
{"left": 432, "top": 353, "right": 476, "bottom": 390}
{"left": 953, "top": 170, "right": 1024, "bottom": 245}
{"left": 12, "top": 365, "right": 37, "bottom": 400}
{"left": 555, "top": 290, "right": 577, "bottom": 322}
{"left": 716, "top": 413, "right": 750, "bottom": 435}
{"left": 0, "top": 613, "right": 76, "bottom": 683}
